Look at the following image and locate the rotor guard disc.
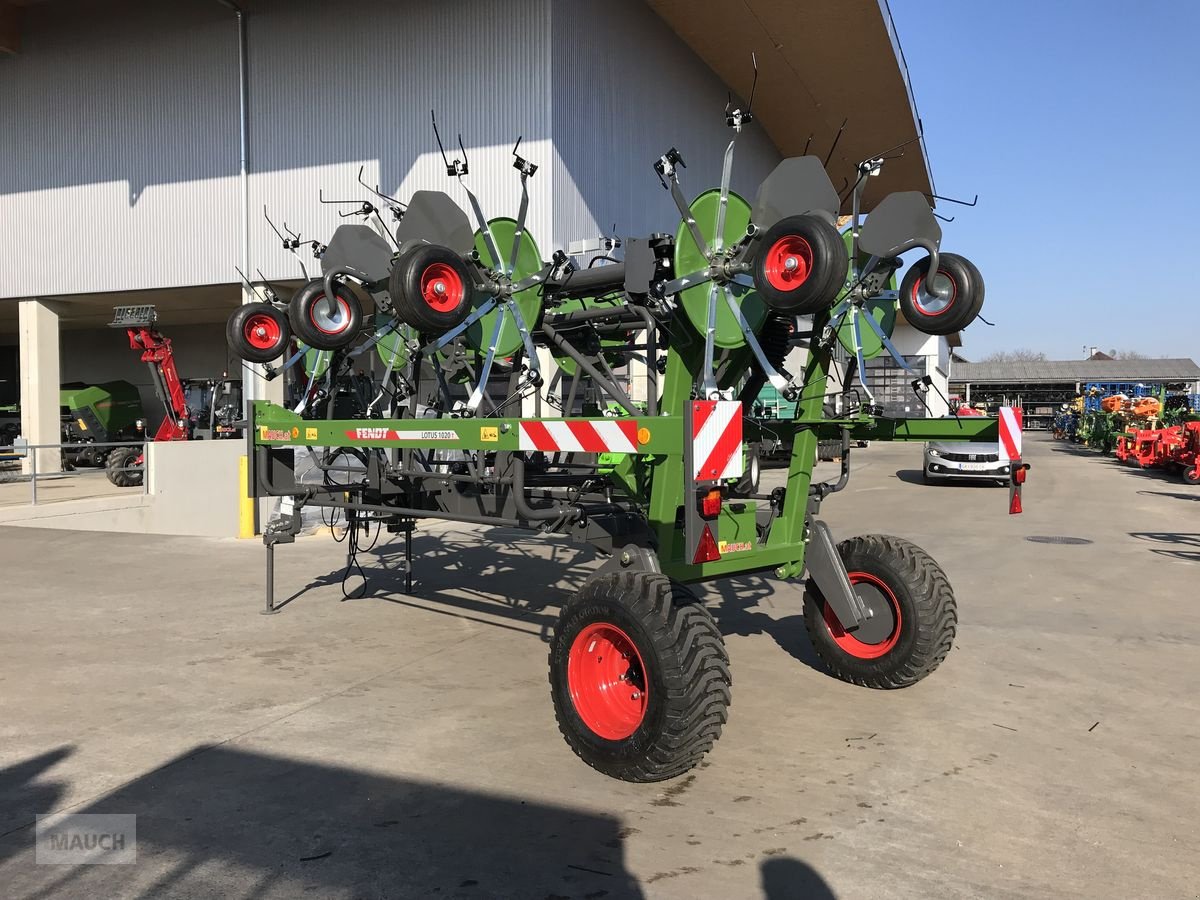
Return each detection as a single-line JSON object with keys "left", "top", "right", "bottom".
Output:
{"left": 465, "top": 218, "right": 543, "bottom": 359}
{"left": 674, "top": 189, "right": 766, "bottom": 349}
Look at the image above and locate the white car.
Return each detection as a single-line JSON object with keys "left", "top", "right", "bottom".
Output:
{"left": 923, "top": 440, "right": 1010, "bottom": 485}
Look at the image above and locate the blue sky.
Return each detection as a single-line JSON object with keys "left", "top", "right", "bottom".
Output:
{"left": 887, "top": 0, "right": 1200, "bottom": 361}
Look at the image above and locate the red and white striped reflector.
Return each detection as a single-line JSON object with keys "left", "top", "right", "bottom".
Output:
{"left": 998, "top": 406, "right": 1023, "bottom": 462}
{"left": 692, "top": 400, "right": 744, "bottom": 481}
{"left": 518, "top": 419, "right": 638, "bottom": 453}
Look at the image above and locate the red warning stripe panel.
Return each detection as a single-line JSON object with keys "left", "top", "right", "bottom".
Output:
{"left": 519, "top": 420, "right": 558, "bottom": 452}
{"left": 518, "top": 419, "right": 640, "bottom": 453}
{"left": 692, "top": 400, "right": 744, "bottom": 481}
{"left": 999, "top": 406, "right": 1023, "bottom": 462}
{"left": 567, "top": 421, "right": 609, "bottom": 453}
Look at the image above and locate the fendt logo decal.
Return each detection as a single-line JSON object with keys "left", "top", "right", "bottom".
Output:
{"left": 344, "top": 428, "right": 460, "bottom": 442}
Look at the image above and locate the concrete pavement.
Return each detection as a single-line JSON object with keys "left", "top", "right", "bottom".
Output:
{"left": 0, "top": 433, "right": 1196, "bottom": 898}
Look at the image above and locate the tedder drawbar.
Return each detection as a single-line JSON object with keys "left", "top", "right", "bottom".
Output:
{"left": 229, "top": 95, "right": 1027, "bottom": 782}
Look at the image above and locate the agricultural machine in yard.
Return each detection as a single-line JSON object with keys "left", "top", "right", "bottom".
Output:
{"left": 1061, "top": 384, "right": 1200, "bottom": 483}
{"left": 227, "top": 100, "right": 1023, "bottom": 781}
{"left": 105, "top": 306, "right": 243, "bottom": 487}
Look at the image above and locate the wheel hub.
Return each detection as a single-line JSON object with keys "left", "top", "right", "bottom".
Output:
{"left": 912, "top": 272, "right": 956, "bottom": 315}
{"left": 822, "top": 571, "right": 902, "bottom": 659}
{"left": 567, "top": 622, "right": 648, "bottom": 740}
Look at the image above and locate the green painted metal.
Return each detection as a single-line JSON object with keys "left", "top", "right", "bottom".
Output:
{"left": 547, "top": 296, "right": 628, "bottom": 377}
{"left": 374, "top": 315, "right": 412, "bottom": 370}
{"left": 674, "top": 190, "right": 767, "bottom": 349}
{"left": 301, "top": 347, "right": 332, "bottom": 378}
{"left": 834, "top": 231, "right": 898, "bottom": 360}
{"left": 60, "top": 381, "right": 144, "bottom": 438}
{"left": 467, "top": 218, "right": 542, "bottom": 358}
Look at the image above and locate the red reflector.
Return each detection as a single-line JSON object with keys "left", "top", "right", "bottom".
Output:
{"left": 701, "top": 488, "right": 722, "bottom": 519}
{"left": 1014, "top": 466, "right": 1027, "bottom": 485}
{"left": 693, "top": 524, "right": 721, "bottom": 564}
{"left": 1009, "top": 486, "right": 1023, "bottom": 515}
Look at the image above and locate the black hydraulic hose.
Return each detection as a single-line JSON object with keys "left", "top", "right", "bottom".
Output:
{"left": 540, "top": 322, "right": 638, "bottom": 416}
{"left": 509, "top": 454, "right": 582, "bottom": 522}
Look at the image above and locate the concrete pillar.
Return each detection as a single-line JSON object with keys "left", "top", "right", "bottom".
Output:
{"left": 18, "top": 299, "right": 62, "bottom": 476}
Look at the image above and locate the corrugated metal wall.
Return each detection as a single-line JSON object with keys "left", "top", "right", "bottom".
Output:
{"left": 548, "top": 0, "right": 779, "bottom": 252}
{"left": 0, "top": 0, "right": 777, "bottom": 301}
{"left": 0, "top": 0, "right": 554, "bottom": 299}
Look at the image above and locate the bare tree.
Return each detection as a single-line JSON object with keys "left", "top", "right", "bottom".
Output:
{"left": 1109, "top": 349, "right": 1147, "bottom": 359}
{"left": 981, "top": 349, "right": 1047, "bottom": 363}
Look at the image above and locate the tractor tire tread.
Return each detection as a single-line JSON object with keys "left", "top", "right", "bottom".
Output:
{"left": 803, "top": 534, "right": 956, "bottom": 689}
{"left": 550, "top": 572, "right": 731, "bottom": 782}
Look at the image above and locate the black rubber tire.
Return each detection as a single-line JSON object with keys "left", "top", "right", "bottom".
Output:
{"left": 803, "top": 534, "right": 956, "bottom": 688}
{"left": 549, "top": 572, "right": 731, "bottom": 782}
{"left": 389, "top": 243, "right": 475, "bottom": 335}
{"left": 752, "top": 214, "right": 849, "bottom": 314}
{"left": 898, "top": 252, "right": 984, "bottom": 336}
{"left": 1183, "top": 467, "right": 1200, "bottom": 486}
{"left": 226, "top": 303, "right": 290, "bottom": 364}
{"left": 105, "top": 446, "right": 143, "bottom": 487}
{"left": 288, "top": 279, "right": 363, "bottom": 351}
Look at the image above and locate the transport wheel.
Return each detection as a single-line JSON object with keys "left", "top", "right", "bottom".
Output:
{"left": 389, "top": 243, "right": 474, "bottom": 335}
{"left": 752, "top": 214, "right": 848, "bottom": 314}
{"left": 803, "top": 534, "right": 956, "bottom": 688}
{"left": 549, "top": 573, "right": 731, "bottom": 782}
{"left": 1183, "top": 467, "right": 1200, "bottom": 485}
{"left": 227, "top": 303, "right": 290, "bottom": 364}
{"left": 898, "top": 252, "right": 984, "bottom": 336}
{"left": 106, "top": 446, "right": 143, "bottom": 487}
{"left": 288, "top": 279, "right": 363, "bottom": 351}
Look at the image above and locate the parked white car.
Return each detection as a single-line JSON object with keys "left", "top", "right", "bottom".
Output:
{"left": 923, "top": 440, "right": 1010, "bottom": 485}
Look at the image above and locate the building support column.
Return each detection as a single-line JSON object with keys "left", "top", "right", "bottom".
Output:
{"left": 18, "top": 298, "right": 62, "bottom": 476}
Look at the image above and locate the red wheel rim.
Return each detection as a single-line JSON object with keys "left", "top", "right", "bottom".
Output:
{"left": 309, "top": 295, "right": 352, "bottom": 335}
{"left": 243, "top": 313, "right": 282, "bottom": 351}
{"left": 911, "top": 270, "right": 958, "bottom": 317}
{"left": 567, "top": 622, "right": 648, "bottom": 740}
{"left": 763, "top": 235, "right": 814, "bottom": 291}
{"left": 420, "top": 263, "right": 465, "bottom": 312}
{"left": 822, "top": 571, "right": 902, "bottom": 659}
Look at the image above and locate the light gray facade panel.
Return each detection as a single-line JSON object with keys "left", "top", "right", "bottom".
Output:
{"left": 1, "top": 0, "right": 242, "bottom": 299}
{"left": 1, "top": 0, "right": 555, "bottom": 298}
{"left": 247, "top": 0, "right": 554, "bottom": 284}
{"left": 1, "top": 0, "right": 780, "bottom": 301}
{"left": 548, "top": 0, "right": 780, "bottom": 252}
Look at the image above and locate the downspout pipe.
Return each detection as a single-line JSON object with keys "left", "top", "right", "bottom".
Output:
{"left": 218, "top": 0, "right": 252, "bottom": 403}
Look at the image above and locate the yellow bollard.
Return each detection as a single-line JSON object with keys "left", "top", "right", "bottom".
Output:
{"left": 238, "top": 453, "right": 255, "bottom": 539}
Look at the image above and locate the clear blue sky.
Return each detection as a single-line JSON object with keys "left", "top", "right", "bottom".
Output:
{"left": 888, "top": 0, "right": 1200, "bottom": 361}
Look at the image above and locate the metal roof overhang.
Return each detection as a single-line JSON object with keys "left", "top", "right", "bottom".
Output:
{"left": 645, "top": 0, "right": 932, "bottom": 211}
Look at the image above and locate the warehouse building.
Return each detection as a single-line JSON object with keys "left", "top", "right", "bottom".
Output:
{"left": 950, "top": 358, "right": 1200, "bottom": 430}
{"left": 1, "top": 0, "right": 949, "bottom": 519}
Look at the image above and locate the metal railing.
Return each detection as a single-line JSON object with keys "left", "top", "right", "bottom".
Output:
{"left": 1, "top": 438, "right": 150, "bottom": 506}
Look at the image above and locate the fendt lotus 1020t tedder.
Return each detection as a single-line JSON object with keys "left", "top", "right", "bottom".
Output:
{"left": 227, "top": 93, "right": 1028, "bottom": 782}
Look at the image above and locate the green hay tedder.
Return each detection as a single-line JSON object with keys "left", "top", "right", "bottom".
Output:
{"left": 229, "top": 96, "right": 1024, "bottom": 782}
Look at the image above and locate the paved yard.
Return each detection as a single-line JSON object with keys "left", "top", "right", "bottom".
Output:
{"left": 0, "top": 434, "right": 1196, "bottom": 898}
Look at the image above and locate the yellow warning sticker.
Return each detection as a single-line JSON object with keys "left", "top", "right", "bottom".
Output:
{"left": 305, "top": 427, "right": 319, "bottom": 441}
{"left": 480, "top": 426, "right": 499, "bottom": 443}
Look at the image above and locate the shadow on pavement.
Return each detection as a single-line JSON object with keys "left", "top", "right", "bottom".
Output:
{"left": 263, "top": 527, "right": 833, "bottom": 675}
{"left": 1137, "top": 489, "right": 1200, "bottom": 502}
{"left": 894, "top": 469, "right": 1003, "bottom": 487}
{"left": 0, "top": 747, "right": 74, "bottom": 857}
{"left": 1129, "top": 531, "right": 1200, "bottom": 562}
{"left": 761, "top": 855, "right": 837, "bottom": 899}
{"left": 0, "top": 745, "right": 642, "bottom": 898}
